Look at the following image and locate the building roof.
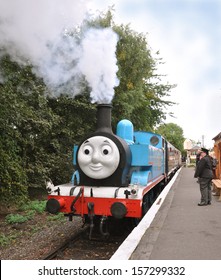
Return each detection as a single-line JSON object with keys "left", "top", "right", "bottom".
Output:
{"left": 212, "top": 132, "right": 221, "bottom": 141}
{"left": 190, "top": 145, "right": 201, "bottom": 151}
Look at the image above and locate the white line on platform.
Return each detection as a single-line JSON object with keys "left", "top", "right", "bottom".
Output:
{"left": 110, "top": 167, "right": 182, "bottom": 260}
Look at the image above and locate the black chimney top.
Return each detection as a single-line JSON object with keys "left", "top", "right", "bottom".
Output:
{"left": 96, "top": 104, "right": 113, "bottom": 134}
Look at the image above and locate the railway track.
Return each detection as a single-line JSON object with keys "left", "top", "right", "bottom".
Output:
{"left": 42, "top": 226, "right": 89, "bottom": 260}
{"left": 42, "top": 221, "right": 131, "bottom": 260}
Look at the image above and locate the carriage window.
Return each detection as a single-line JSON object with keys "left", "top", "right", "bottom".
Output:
{"left": 150, "top": 135, "right": 159, "bottom": 146}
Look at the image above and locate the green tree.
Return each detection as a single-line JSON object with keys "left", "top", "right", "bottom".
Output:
{"left": 0, "top": 10, "right": 177, "bottom": 203}
{"left": 46, "top": 94, "right": 97, "bottom": 184}
{"left": 88, "top": 10, "right": 175, "bottom": 131}
{"left": 0, "top": 56, "right": 58, "bottom": 201}
{"left": 0, "top": 57, "right": 29, "bottom": 201}
{"left": 155, "top": 123, "right": 185, "bottom": 152}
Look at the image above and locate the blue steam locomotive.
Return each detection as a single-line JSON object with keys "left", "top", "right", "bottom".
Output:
{"left": 46, "top": 104, "right": 181, "bottom": 237}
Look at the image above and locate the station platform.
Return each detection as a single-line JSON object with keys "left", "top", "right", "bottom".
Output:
{"left": 111, "top": 167, "right": 221, "bottom": 260}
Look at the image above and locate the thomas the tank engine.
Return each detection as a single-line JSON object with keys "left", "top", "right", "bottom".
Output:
{"left": 46, "top": 103, "right": 181, "bottom": 237}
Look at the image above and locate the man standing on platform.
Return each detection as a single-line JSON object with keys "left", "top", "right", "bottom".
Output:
{"left": 194, "top": 148, "right": 213, "bottom": 206}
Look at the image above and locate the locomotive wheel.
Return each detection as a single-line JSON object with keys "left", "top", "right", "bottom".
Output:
{"left": 142, "top": 190, "right": 154, "bottom": 216}
{"left": 154, "top": 182, "right": 165, "bottom": 198}
{"left": 131, "top": 189, "right": 155, "bottom": 227}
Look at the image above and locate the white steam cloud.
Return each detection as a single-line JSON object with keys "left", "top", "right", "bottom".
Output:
{"left": 79, "top": 28, "right": 119, "bottom": 103}
{"left": 0, "top": 0, "right": 119, "bottom": 104}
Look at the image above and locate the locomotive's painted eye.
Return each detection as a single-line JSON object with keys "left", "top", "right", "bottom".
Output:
{"left": 102, "top": 145, "right": 112, "bottom": 155}
{"left": 103, "top": 149, "right": 109, "bottom": 155}
{"left": 83, "top": 146, "right": 92, "bottom": 155}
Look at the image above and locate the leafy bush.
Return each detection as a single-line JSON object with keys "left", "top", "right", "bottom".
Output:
{"left": 5, "top": 214, "right": 29, "bottom": 224}
{"left": 0, "top": 233, "right": 18, "bottom": 246}
{"left": 19, "top": 200, "right": 46, "bottom": 213}
{"left": 5, "top": 209, "right": 37, "bottom": 224}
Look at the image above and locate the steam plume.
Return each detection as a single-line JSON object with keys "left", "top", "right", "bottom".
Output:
{"left": 0, "top": 0, "right": 119, "bottom": 103}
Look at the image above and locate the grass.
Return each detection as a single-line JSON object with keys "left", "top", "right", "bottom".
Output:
{"left": 47, "top": 212, "right": 64, "bottom": 221}
{"left": 5, "top": 210, "right": 36, "bottom": 224}
{"left": 4, "top": 200, "right": 47, "bottom": 225}
{"left": 18, "top": 200, "right": 47, "bottom": 213}
{"left": 0, "top": 199, "right": 66, "bottom": 249}
{"left": 4, "top": 199, "right": 65, "bottom": 225}
{"left": 5, "top": 214, "right": 29, "bottom": 224}
{"left": 0, "top": 233, "right": 18, "bottom": 246}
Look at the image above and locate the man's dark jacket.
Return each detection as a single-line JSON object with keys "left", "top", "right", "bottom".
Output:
{"left": 194, "top": 155, "right": 213, "bottom": 178}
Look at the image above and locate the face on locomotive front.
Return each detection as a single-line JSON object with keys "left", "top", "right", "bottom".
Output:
{"left": 77, "top": 135, "right": 120, "bottom": 179}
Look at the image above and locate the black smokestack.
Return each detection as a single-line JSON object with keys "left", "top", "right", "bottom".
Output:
{"left": 96, "top": 104, "right": 113, "bottom": 134}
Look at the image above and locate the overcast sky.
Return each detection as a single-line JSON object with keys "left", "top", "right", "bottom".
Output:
{"left": 89, "top": 0, "right": 221, "bottom": 148}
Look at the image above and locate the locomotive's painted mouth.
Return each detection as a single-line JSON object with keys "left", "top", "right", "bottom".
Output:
{"left": 89, "top": 164, "right": 103, "bottom": 171}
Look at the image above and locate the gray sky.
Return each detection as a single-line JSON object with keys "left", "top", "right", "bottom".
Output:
{"left": 1, "top": 0, "right": 220, "bottom": 148}
{"left": 89, "top": 0, "right": 221, "bottom": 148}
